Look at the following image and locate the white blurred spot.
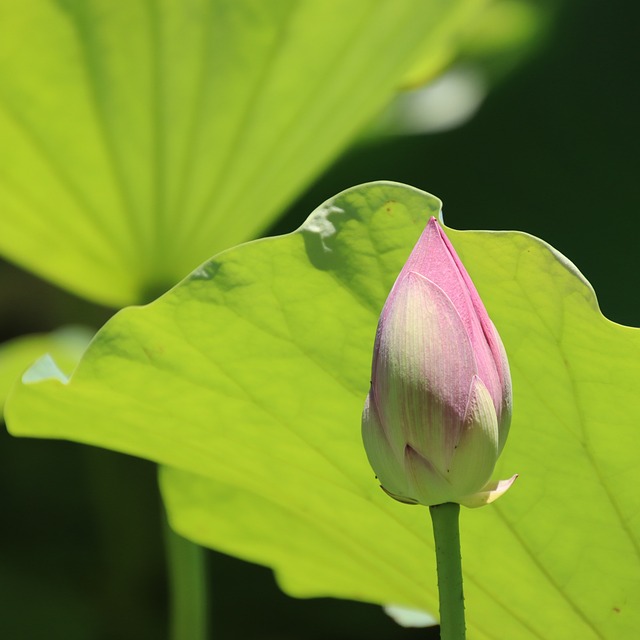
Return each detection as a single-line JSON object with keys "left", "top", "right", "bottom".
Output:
{"left": 191, "top": 265, "right": 212, "bottom": 280}
{"left": 383, "top": 603, "right": 438, "bottom": 628}
{"left": 381, "top": 66, "right": 488, "bottom": 135}
{"left": 22, "top": 354, "right": 69, "bottom": 384}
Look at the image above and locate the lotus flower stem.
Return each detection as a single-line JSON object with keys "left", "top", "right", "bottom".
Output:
{"left": 164, "top": 515, "right": 209, "bottom": 640}
{"left": 430, "top": 502, "right": 466, "bottom": 640}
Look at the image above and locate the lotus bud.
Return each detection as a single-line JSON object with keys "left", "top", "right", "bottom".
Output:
{"left": 362, "top": 217, "right": 516, "bottom": 508}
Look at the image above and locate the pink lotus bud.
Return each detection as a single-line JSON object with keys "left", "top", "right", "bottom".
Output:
{"left": 362, "top": 217, "right": 516, "bottom": 508}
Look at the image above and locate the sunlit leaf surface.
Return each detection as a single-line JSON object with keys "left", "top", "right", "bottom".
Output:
{"left": 6, "top": 183, "right": 639, "bottom": 638}
{"left": 0, "top": 0, "right": 482, "bottom": 306}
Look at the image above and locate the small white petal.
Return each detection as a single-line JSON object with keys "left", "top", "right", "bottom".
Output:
{"left": 459, "top": 474, "right": 518, "bottom": 508}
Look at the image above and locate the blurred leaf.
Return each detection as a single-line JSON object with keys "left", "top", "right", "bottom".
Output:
{"left": 0, "top": 0, "right": 485, "bottom": 307}
{"left": 457, "top": 0, "right": 554, "bottom": 81}
{"left": 0, "top": 326, "right": 93, "bottom": 411}
{"left": 6, "top": 182, "right": 639, "bottom": 638}
{"left": 398, "top": 0, "right": 547, "bottom": 88}
{"left": 462, "top": 0, "right": 545, "bottom": 56}
{"left": 367, "top": 0, "right": 553, "bottom": 139}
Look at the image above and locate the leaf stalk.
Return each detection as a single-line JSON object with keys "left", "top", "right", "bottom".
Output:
{"left": 164, "top": 515, "right": 209, "bottom": 640}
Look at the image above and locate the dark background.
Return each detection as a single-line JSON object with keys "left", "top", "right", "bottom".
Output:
{"left": 1, "top": 1, "right": 638, "bottom": 638}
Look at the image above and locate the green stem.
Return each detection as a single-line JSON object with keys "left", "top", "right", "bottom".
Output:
{"left": 164, "top": 516, "right": 209, "bottom": 640}
{"left": 429, "top": 502, "right": 466, "bottom": 640}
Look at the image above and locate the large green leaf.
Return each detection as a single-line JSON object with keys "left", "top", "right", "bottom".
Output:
{"left": 0, "top": 0, "right": 484, "bottom": 307}
{"left": 6, "top": 182, "right": 639, "bottom": 638}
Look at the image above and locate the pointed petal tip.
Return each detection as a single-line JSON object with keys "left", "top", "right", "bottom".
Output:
{"left": 425, "top": 216, "right": 445, "bottom": 240}
{"left": 459, "top": 473, "right": 518, "bottom": 509}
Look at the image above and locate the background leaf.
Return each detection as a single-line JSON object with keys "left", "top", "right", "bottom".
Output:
{"left": 6, "top": 182, "right": 639, "bottom": 638}
{"left": 0, "top": 0, "right": 486, "bottom": 307}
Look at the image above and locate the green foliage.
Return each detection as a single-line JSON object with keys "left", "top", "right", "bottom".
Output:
{"left": 0, "top": 0, "right": 482, "bottom": 307}
{"left": 6, "top": 182, "right": 639, "bottom": 638}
